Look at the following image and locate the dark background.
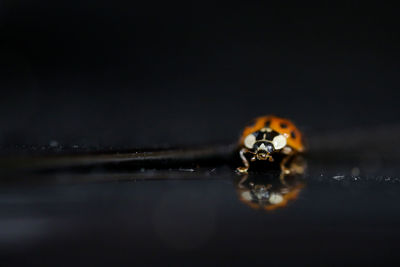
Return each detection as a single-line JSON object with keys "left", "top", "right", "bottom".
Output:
{"left": 1, "top": 2, "right": 400, "bottom": 266}
{"left": 1, "top": 2, "right": 399, "bottom": 149}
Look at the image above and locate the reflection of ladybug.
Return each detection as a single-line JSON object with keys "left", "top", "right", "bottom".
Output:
{"left": 236, "top": 176, "right": 305, "bottom": 211}
{"left": 237, "top": 115, "right": 305, "bottom": 174}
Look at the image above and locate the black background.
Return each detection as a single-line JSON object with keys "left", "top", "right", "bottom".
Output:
{"left": 1, "top": 2, "right": 399, "bottom": 149}
{"left": 1, "top": 2, "right": 400, "bottom": 266}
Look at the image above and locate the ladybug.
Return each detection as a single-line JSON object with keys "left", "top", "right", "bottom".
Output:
{"left": 237, "top": 115, "right": 305, "bottom": 174}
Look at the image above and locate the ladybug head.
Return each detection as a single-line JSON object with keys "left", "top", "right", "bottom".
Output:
{"left": 253, "top": 141, "right": 275, "bottom": 160}
{"left": 243, "top": 128, "right": 287, "bottom": 161}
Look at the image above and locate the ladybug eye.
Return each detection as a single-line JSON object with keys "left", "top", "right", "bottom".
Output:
{"left": 244, "top": 134, "right": 256, "bottom": 149}
{"left": 272, "top": 135, "right": 287, "bottom": 150}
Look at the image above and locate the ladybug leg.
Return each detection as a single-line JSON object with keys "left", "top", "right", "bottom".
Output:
{"left": 279, "top": 154, "right": 306, "bottom": 183}
{"left": 237, "top": 148, "right": 250, "bottom": 174}
{"left": 279, "top": 154, "right": 294, "bottom": 182}
{"left": 289, "top": 155, "right": 306, "bottom": 176}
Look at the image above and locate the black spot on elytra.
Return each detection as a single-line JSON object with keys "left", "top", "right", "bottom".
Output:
{"left": 280, "top": 122, "right": 288, "bottom": 128}
{"left": 291, "top": 131, "right": 296, "bottom": 139}
{"left": 265, "top": 120, "right": 271, "bottom": 127}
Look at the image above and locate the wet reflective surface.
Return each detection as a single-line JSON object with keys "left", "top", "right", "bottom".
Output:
{"left": 1, "top": 153, "right": 400, "bottom": 266}
{"left": 1, "top": 125, "right": 399, "bottom": 266}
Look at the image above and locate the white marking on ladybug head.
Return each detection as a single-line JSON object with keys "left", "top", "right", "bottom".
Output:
{"left": 258, "top": 143, "right": 267, "bottom": 150}
{"left": 272, "top": 135, "right": 287, "bottom": 150}
{"left": 244, "top": 134, "right": 256, "bottom": 149}
{"left": 261, "top": 127, "right": 272, "bottom": 132}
